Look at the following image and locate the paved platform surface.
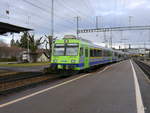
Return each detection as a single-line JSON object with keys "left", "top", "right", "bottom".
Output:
{"left": 133, "top": 61, "right": 150, "bottom": 113}
{"left": 0, "top": 60, "right": 148, "bottom": 113}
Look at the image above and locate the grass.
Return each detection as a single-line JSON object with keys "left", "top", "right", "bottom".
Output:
{"left": 0, "top": 62, "right": 50, "bottom": 67}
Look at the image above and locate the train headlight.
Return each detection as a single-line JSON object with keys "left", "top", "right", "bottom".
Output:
{"left": 53, "top": 59, "right": 57, "bottom": 63}
{"left": 71, "top": 60, "right": 76, "bottom": 63}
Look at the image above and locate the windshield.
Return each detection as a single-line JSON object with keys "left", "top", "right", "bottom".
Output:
{"left": 66, "top": 43, "right": 78, "bottom": 56}
{"left": 66, "top": 47, "right": 78, "bottom": 56}
{"left": 54, "top": 43, "right": 78, "bottom": 56}
{"left": 54, "top": 44, "right": 65, "bottom": 56}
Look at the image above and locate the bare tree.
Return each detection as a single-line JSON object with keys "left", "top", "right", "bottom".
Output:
{"left": 44, "top": 35, "right": 57, "bottom": 61}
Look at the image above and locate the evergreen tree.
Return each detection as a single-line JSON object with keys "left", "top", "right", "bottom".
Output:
{"left": 28, "top": 34, "right": 43, "bottom": 52}
{"left": 10, "top": 38, "right": 15, "bottom": 47}
{"left": 15, "top": 40, "right": 20, "bottom": 47}
{"left": 20, "top": 32, "right": 29, "bottom": 49}
{"left": 19, "top": 32, "right": 43, "bottom": 52}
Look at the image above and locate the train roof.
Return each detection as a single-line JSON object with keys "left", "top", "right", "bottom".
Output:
{"left": 57, "top": 35, "right": 129, "bottom": 54}
{"left": 88, "top": 42, "right": 114, "bottom": 51}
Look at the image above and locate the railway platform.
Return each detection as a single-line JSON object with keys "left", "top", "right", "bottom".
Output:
{"left": 0, "top": 60, "right": 149, "bottom": 113}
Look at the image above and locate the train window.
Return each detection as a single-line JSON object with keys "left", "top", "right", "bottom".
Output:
{"left": 106, "top": 51, "right": 109, "bottom": 56}
{"left": 80, "top": 48, "right": 83, "bottom": 56}
{"left": 96, "top": 50, "right": 98, "bottom": 57}
{"left": 103, "top": 50, "right": 107, "bottom": 56}
{"left": 85, "top": 49, "right": 88, "bottom": 57}
{"left": 97, "top": 50, "right": 100, "bottom": 57}
{"left": 94, "top": 49, "right": 97, "bottom": 57}
{"left": 114, "top": 52, "right": 118, "bottom": 57}
{"left": 103, "top": 50, "right": 109, "bottom": 57}
{"left": 66, "top": 43, "right": 79, "bottom": 56}
{"left": 66, "top": 47, "right": 78, "bottom": 56}
{"left": 54, "top": 44, "right": 65, "bottom": 56}
{"left": 97, "top": 50, "right": 102, "bottom": 57}
{"left": 90, "top": 49, "right": 102, "bottom": 57}
{"left": 94, "top": 50, "right": 97, "bottom": 57}
{"left": 118, "top": 54, "right": 121, "bottom": 58}
{"left": 108, "top": 51, "right": 112, "bottom": 56}
{"left": 100, "top": 50, "right": 102, "bottom": 57}
{"left": 112, "top": 52, "right": 114, "bottom": 56}
{"left": 90, "top": 49, "right": 94, "bottom": 57}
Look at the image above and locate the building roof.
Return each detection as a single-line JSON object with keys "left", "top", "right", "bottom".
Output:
{"left": 0, "top": 22, "right": 32, "bottom": 35}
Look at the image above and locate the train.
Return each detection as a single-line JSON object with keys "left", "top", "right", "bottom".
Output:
{"left": 48, "top": 35, "right": 128, "bottom": 76}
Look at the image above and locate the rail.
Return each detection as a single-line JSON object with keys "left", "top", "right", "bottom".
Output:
{"left": 134, "top": 59, "right": 150, "bottom": 79}
{"left": 0, "top": 72, "right": 56, "bottom": 93}
{"left": 0, "top": 72, "right": 44, "bottom": 83}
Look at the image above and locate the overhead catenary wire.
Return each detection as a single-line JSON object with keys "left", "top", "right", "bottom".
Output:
{"left": 55, "top": 0, "right": 94, "bottom": 25}
{"left": 14, "top": 0, "right": 97, "bottom": 33}
{"left": 22, "top": 0, "right": 51, "bottom": 14}
{"left": 22, "top": 0, "right": 93, "bottom": 22}
{"left": 9, "top": 0, "right": 76, "bottom": 32}
{"left": 22, "top": 0, "right": 74, "bottom": 23}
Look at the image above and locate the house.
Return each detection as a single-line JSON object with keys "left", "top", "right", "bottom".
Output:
{"left": 0, "top": 46, "right": 25, "bottom": 62}
{"left": 20, "top": 50, "right": 50, "bottom": 63}
{"left": 20, "top": 51, "right": 30, "bottom": 62}
{"left": 37, "top": 52, "right": 49, "bottom": 62}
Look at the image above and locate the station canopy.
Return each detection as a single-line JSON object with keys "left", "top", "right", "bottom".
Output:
{"left": 0, "top": 22, "right": 32, "bottom": 35}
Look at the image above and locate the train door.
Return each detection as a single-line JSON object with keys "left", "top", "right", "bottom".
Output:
{"left": 79, "top": 47, "right": 84, "bottom": 67}
{"left": 84, "top": 46, "right": 89, "bottom": 68}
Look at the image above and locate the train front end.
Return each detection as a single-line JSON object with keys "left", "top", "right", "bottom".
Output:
{"left": 50, "top": 38, "right": 81, "bottom": 75}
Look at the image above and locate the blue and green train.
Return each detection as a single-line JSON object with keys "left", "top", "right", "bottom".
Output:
{"left": 49, "top": 35, "right": 127, "bottom": 76}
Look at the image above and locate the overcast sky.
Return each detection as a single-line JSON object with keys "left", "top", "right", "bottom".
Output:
{"left": 1, "top": 0, "right": 150, "bottom": 48}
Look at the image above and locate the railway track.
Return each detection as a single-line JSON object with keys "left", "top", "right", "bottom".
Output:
{"left": 0, "top": 63, "right": 109, "bottom": 95}
{"left": 134, "top": 59, "right": 150, "bottom": 79}
{"left": 0, "top": 71, "right": 56, "bottom": 94}
{"left": 0, "top": 72, "right": 45, "bottom": 83}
